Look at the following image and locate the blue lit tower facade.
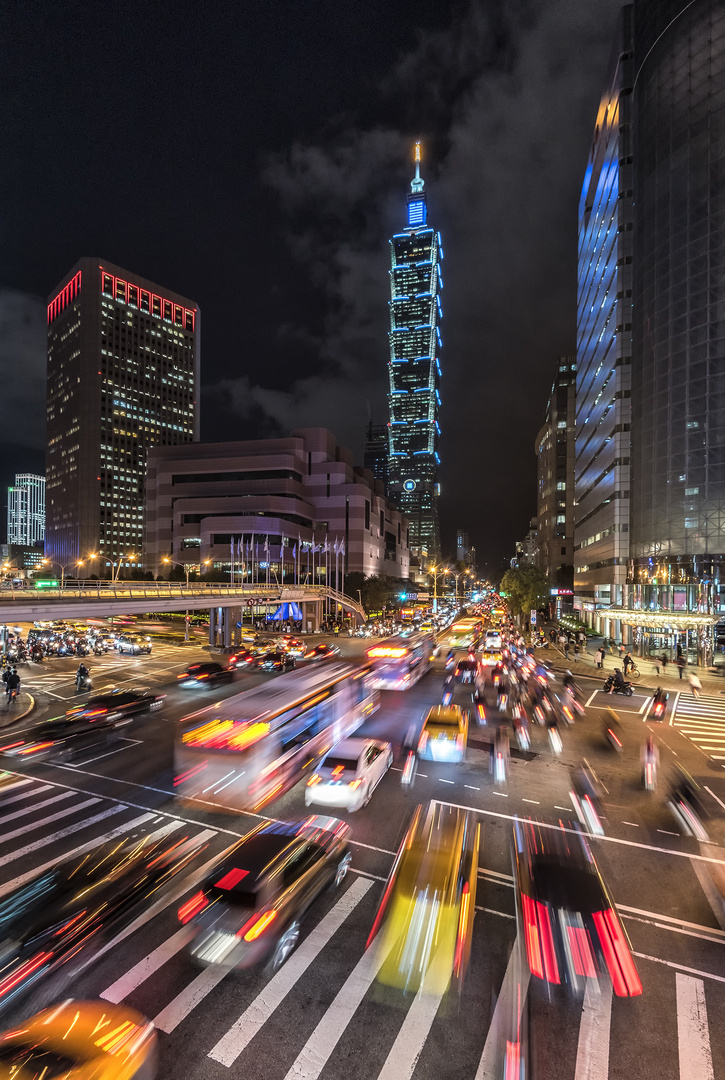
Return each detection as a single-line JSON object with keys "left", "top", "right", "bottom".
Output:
{"left": 387, "top": 143, "right": 442, "bottom": 559}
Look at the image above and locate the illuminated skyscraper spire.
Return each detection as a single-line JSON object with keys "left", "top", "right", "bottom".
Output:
{"left": 386, "top": 142, "right": 442, "bottom": 559}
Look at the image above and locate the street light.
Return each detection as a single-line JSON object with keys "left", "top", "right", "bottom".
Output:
{"left": 42, "top": 558, "right": 86, "bottom": 588}
{"left": 162, "top": 557, "right": 191, "bottom": 586}
{"left": 427, "top": 565, "right": 450, "bottom": 614}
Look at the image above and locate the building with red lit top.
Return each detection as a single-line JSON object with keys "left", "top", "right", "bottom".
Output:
{"left": 45, "top": 258, "right": 199, "bottom": 572}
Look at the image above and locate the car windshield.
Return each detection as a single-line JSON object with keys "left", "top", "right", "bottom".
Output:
{"left": 427, "top": 712, "right": 459, "bottom": 726}
{"left": 322, "top": 755, "right": 359, "bottom": 771}
{"left": 0, "top": 1042, "right": 80, "bottom": 1076}
{"left": 528, "top": 856, "right": 603, "bottom": 913}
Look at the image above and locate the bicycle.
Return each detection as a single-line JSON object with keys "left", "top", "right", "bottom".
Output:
{"left": 5, "top": 687, "right": 18, "bottom": 707}
{"left": 627, "top": 666, "right": 641, "bottom": 680}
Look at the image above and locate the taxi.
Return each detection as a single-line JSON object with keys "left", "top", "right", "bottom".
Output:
{"left": 0, "top": 999, "right": 157, "bottom": 1078}
{"left": 367, "top": 802, "right": 479, "bottom": 994}
{"left": 417, "top": 704, "right": 468, "bottom": 762}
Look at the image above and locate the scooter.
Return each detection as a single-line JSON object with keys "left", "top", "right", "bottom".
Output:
{"left": 603, "top": 674, "right": 634, "bottom": 697}
{"left": 547, "top": 719, "right": 563, "bottom": 755}
{"left": 603, "top": 712, "right": 624, "bottom": 751}
{"left": 642, "top": 738, "right": 658, "bottom": 792}
{"left": 651, "top": 688, "right": 668, "bottom": 720}
{"left": 400, "top": 750, "right": 417, "bottom": 794}
{"left": 512, "top": 710, "right": 531, "bottom": 750}
{"left": 490, "top": 728, "right": 510, "bottom": 783}
{"left": 75, "top": 673, "right": 92, "bottom": 693}
{"left": 668, "top": 772, "right": 709, "bottom": 841}
{"left": 569, "top": 763, "right": 605, "bottom": 836}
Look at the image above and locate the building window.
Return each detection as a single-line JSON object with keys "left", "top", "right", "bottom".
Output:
{"left": 364, "top": 501, "right": 370, "bottom": 530}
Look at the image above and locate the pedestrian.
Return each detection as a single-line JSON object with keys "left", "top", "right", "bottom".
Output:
{"left": 578, "top": 630, "right": 587, "bottom": 653}
{"left": 623, "top": 652, "right": 633, "bottom": 675}
{"left": 661, "top": 653, "right": 668, "bottom": 672}
{"left": 608, "top": 637, "right": 616, "bottom": 656}
{"left": 677, "top": 657, "right": 685, "bottom": 680}
{"left": 676, "top": 642, "right": 683, "bottom": 661}
{"left": 595, "top": 647, "right": 604, "bottom": 669}
{"left": 5, "top": 667, "right": 20, "bottom": 704}
{"left": 688, "top": 671, "right": 702, "bottom": 698}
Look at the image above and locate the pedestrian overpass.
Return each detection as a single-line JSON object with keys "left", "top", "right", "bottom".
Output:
{"left": 0, "top": 581, "right": 366, "bottom": 646}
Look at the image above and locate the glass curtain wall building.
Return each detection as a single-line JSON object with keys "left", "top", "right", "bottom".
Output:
{"left": 536, "top": 358, "right": 577, "bottom": 591}
{"left": 630, "top": 0, "right": 725, "bottom": 617}
{"left": 7, "top": 474, "right": 45, "bottom": 546}
{"left": 387, "top": 143, "right": 442, "bottom": 559}
{"left": 574, "top": 8, "right": 633, "bottom": 628}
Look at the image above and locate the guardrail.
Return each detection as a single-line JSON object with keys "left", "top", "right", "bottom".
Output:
{"left": 0, "top": 581, "right": 367, "bottom": 622}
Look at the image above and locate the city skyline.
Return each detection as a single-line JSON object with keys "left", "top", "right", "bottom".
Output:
{"left": 1, "top": 0, "right": 625, "bottom": 566}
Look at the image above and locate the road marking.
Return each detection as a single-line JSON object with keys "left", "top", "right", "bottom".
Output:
{"left": 102, "top": 926, "right": 193, "bottom": 1003}
{"left": 676, "top": 974, "right": 714, "bottom": 1080}
{"left": 464, "top": 785, "right": 480, "bottom": 791}
{"left": 621, "top": 821, "right": 639, "bottom": 827}
{"left": 0, "top": 804, "right": 125, "bottom": 867}
{"left": 633, "top": 952, "right": 725, "bottom": 984}
{"left": 0, "top": 777, "right": 33, "bottom": 796}
{"left": 554, "top": 806, "right": 569, "bottom": 811}
{"left": 493, "top": 791, "right": 508, "bottom": 797}
{"left": 278, "top": 931, "right": 389, "bottom": 1080}
{"left": 475, "top": 937, "right": 529, "bottom": 1080}
{"left": 209, "top": 876, "right": 373, "bottom": 1067}
{"left": 704, "top": 786, "right": 725, "bottom": 811}
{"left": 0, "top": 781, "right": 53, "bottom": 807}
{"left": 0, "top": 812, "right": 157, "bottom": 898}
{"left": 574, "top": 981, "right": 612, "bottom": 1080}
{"left": 0, "top": 789, "right": 75, "bottom": 823}
{"left": 154, "top": 965, "right": 229, "bottom": 1032}
{"left": 376, "top": 981, "right": 445, "bottom": 1080}
{"left": 430, "top": 799, "right": 725, "bottom": 868}
{"left": 64, "top": 738, "right": 142, "bottom": 767}
{"left": 522, "top": 798, "right": 539, "bottom": 804}
{"left": 438, "top": 778, "right": 454, "bottom": 784}
{"left": 0, "top": 796, "right": 100, "bottom": 844}
{"left": 657, "top": 829, "right": 678, "bottom": 836}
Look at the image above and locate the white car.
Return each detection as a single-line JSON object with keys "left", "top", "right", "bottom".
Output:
{"left": 305, "top": 737, "right": 393, "bottom": 812}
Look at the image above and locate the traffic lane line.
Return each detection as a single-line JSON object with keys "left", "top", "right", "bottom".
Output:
{"left": 676, "top": 973, "right": 714, "bottom": 1080}
{"left": 430, "top": 797, "right": 725, "bottom": 868}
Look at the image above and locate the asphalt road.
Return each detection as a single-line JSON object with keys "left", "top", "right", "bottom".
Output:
{"left": 0, "top": 631, "right": 724, "bottom": 1080}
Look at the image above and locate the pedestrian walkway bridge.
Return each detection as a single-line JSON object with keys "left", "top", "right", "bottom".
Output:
{"left": 0, "top": 581, "right": 366, "bottom": 626}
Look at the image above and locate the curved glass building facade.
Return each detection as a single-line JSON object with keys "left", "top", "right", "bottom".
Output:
{"left": 630, "top": 0, "right": 725, "bottom": 590}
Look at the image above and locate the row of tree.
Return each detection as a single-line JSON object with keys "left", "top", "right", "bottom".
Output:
{"left": 499, "top": 564, "right": 550, "bottom": 619}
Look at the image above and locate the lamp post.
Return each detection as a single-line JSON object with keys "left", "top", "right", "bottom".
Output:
{"left": 428, "top": 565, "right": 450, "bottom": 614}
{"left": 162, "top": 557, "right": 190, "bottom": 586}
{"left": 42, "top": 559, "right": 86, "bottom": 589}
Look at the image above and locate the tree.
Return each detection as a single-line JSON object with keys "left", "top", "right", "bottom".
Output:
{"left": 500, "top": 565, "right": 550, "bottom": 619}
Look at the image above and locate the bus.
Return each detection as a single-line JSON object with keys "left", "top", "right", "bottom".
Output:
{"left": 365, "top": 632, "right": 436, "bottom": 690}
{"left": 448, "top": 617, "right": 483, "bottom": 649}
{"left": 174, "top": 662, "right": 378, "bottom": 812}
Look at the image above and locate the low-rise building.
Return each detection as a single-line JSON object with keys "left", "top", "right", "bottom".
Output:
{"left": 144, "top": 427, "right": 409, "bottom": 582}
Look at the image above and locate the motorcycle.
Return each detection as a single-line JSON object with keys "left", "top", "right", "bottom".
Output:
{"left": 602, "top": 713, "right": 624, "bottom": 751}
{"left": 75, "top": 673, "right": 92, "bottom": 693}
{"left": 667, "top": 770, "right": 709, "bottom": 841}
{"left": 401, "top": 750, "right": 417, "bottom": 793}
{"left": 512, "top": 710, "right": 531, "bottom": 750}
{"left": 651, "top": 688, "right": 668, "bottom": 720}
{"left": 490, "top": 728, "right": 510, "bottom": 783}
{"left": 642, "top": 737, "right": 659, "bottom": 791}
{"left": 603, "top": 674, "right": 634, "bottom": 697}
{"left": 570, "top": 764, "right": 605, "bottom": 836}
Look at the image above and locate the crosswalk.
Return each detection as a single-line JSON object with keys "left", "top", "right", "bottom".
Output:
{"left": 0, "top": 773, "right": 721, "bottom": 1079}
{"left": 672, "top": 692, "right": 725, "bottom": 760}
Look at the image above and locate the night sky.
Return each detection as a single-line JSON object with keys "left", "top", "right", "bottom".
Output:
{"left": 1, "top": 0, "right": 623, "bottom": 570}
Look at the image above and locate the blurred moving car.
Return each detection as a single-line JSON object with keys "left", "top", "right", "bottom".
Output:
{"left": 177, "top": 661, "right": 234, "bottom": 688}
{"left": 367, "top": 801, "right": 479, "bottom": 994}
{"left": 116, "top": 634, "right": 152, "bottom": 656}
{"left": 179, "top": 816, "right": 351, "bottom": 972}
{"left": 513, "top": 818, "right": 642, "bottom": 996}
{"left": 0, "top": 834, "right": 202, "bottom": 1014}
{"left": 65, "top": 688, "right": 165, "bottom": 725}
{"left": 256, "top": 650, "right": 295, "bottom": 673}
{"left": 0, "top": 701, "right": 153, "bottom": 763}
{"left": 0, "top": 999, "right": 158, "bottom": 1078}
{"left": 280, "top": 636, "right": 306, "bottom": 658}
{"left": 301, "top": 644, "right": 339, "bottom": 663}
{"left": 306, "top": 737, "right": 393, "bottom": 812}
{"left": 454, "top": 658, "right": 478, "bottom": 684}
{"left": 418, "top": 705, "right": 469, "bottom": 762}
{"left": 224, "top": 648, "right": 257, "bottom": 669}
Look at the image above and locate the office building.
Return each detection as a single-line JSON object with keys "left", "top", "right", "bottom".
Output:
{"left": 387, "top": 143, "right": 442, "bottom": 559}
{"left": 513, "top": 519, "right": 538, "bottom": 568}
{"left": 7, "top": 474, "right": 45, "bottom": 546}
{"left": 575, "top": 0, "right": 725, "bottom": 661}
{"left": 574, "top": 7, "right": 633, "bottom": 628}
{"left": 536, "top": 358, "right": 576, "bottom": 588}
{"left": 144, "top": 427, "right": 410, "bottom": 580}
{"left": 363, "top": 420, "right": 389, "bottom": 492}
{"left": 45, "top": 258, "right": 199, "bottom": 572}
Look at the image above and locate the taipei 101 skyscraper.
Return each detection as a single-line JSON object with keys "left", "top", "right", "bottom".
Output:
{"left": 386, "top": 142, "right": 442, "bottom": 559}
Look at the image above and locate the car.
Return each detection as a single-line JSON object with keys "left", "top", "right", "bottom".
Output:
{"left": 66, "top": 688, "right": 165, "bottom": 723}
{"left": 0, "top": 702, "right": 152, "bottom": 764}
{"left": 225, "top": 648, "right": 257, "bottom": 669}
{"left": 256, "top": 650, "right": 295, "bottom": 672}
{"left": 478, "top": 647, "right": 502, "bottom": 667}
{"left": 116, "top": 634, "right": 152, "bottom": 655}
{"left": 513, "top": 818, "right": 642, "bottom": 997}
{"left": 418, "top": 704, "right": 469, "bottom": 762}
{"left": 279, "top": 636, "right": 306, "bottom": 658}
{"left": 0, "top": 999, "right": 158, "bottom": 1079}
{"left": 366, "top": 801, "right": 479, "bottom": 994}
{"left": 0, "top": 833, "right": 202, "bottom": 1014}
{"left": 179, "top": 815, "right": 351, "bottom": 972}
{"left": 301, "top": 643, "right": 340, "bottom": 663}
{"left": 306, "top": 737, "right": 393, "bottom": 811}
{"left": 176, "top": 661, "right": 235, "bottom": 688}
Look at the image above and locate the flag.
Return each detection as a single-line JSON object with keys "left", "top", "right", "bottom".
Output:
{"left": 292, "top": 544, "right": 296, "bottom": 558}
{"left": 340, "top": 538, "right": 345, "bottom": 555}
{"left": 333, "top": 538, "right": 339, "bottom": 556}
{"left": 323, "top": 538, "right": 329, "bottom": 554}
{"left": 264, "top": 535, "right": 269, "bottom": 554}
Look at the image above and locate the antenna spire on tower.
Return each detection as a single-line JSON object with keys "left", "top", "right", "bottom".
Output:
{"left": 411, "top": 140, "right": 424, "bottom": 194}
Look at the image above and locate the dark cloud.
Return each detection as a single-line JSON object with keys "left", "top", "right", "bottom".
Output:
{"left": 208, "top": 0, "right": 622, "bottom": 563}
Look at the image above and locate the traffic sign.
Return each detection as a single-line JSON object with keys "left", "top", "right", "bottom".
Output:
{"left": 530, "top": 610, "right": 537, "bottom": 625}
{"left": 247, "top": 599, "right": 255, "bottom": 607}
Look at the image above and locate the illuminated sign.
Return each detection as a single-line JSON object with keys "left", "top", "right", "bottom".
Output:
{"left": 550, "top": 589, "right": 574, "bottom": 596}
{"left": 99, "top": 266, "right": 196, "bottom": 332}
{"left": 35, "top": 579, "right": 60, "bottom": 588}
{"left": 403, "top": 480, "right": 416, "bottom": 491}
{"left": 367, "top": 646, "right": 407, "bottom": 658}
{"left": 407, "top": 200, "right": 427, "bottom": 228}
{"left": 47, "top": 271, "right": 81, "bottom": 325}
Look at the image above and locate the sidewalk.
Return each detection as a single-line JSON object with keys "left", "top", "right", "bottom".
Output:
{"left": 0, "top": 692, "right": 35, "bottom": 727}
{"left": 540, "top": 635, "right": 725, "bottom": 697}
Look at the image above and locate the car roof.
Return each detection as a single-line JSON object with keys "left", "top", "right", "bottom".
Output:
{"left": 425, "top": 705, "right": 463, "bottom": 723}
{"left": 210, "top": 824, "right": 305, "bottom": 892}
{"left": 188, "top": 662, "right": 221, "bottom": 672}
{"left": 325, "top": 737, "right": 370, "bottom": 757}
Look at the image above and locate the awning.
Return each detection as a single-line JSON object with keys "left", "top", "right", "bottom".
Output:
{"left": 601, "top": 607, "right": 719, "bottom": 631}
{"left": 270, "top": 602, "right": 303, "bottom": 621}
